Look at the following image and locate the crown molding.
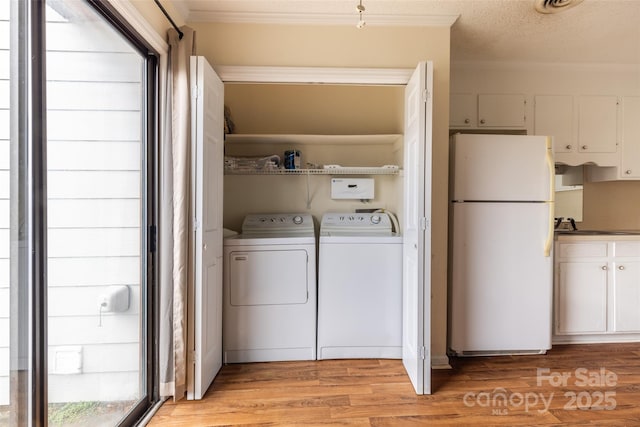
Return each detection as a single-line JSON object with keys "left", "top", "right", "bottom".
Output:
{"left": 214, "top": 66, "right": 414, "bottom": 85}
{"left": 186, "top": 11, "right": 458, "bottom": 27}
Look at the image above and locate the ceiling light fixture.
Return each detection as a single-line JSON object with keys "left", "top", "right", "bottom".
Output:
{"left": 356, "top": 0, "right": 366, "bottom": 29}
{"left": 534, "top": 0, "right": 584, "bottom": 14}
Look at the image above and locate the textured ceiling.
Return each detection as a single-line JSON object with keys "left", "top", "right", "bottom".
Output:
{"left": 174, "top": 0, "right": 640, "bottom": 64}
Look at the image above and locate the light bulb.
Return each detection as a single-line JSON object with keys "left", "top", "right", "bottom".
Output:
{"left": 356, "top": 19, "right": 366, "bottom": 29}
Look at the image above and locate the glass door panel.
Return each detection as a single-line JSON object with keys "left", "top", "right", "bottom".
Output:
{"left": 45, "top": 1, "right": 147, "bottom": 425}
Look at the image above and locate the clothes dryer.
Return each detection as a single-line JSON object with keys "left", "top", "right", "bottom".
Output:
{"left": 317, "top": 212, "right": 402, "bottom": 360}
{"left": 223, "top": 213, "right": 316, "bottom": 363}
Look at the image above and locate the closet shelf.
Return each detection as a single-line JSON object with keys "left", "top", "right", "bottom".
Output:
{"left": 224, "top": 167, "right": 400, "bottom": 176}
{"left": 225, "top": 134, "right": 402, "bottom": 145}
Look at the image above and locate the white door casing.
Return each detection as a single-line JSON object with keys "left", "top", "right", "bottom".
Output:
{"left": 402, "top": 61, "right": 433, "bottom": 395}
{"left": 188, "top": 56, "right": 224, "bottom": 400}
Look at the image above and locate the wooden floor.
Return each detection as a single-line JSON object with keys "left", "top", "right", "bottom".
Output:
{"left": 148, "top": 343, "right": 640, "bottom": 426}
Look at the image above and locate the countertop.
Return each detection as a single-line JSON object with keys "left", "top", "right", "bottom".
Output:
{"left": 555, "top": 230, "right": 640, "bottom": 241}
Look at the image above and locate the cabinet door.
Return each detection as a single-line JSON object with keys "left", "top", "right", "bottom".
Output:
{"left": 620, "top": 96, "right": 640, "bottom": 179}
{"left": 556, "top": 261, "right": 608, "bottom": 334}
{"left": 534, "top": 95, "right": 574, "bottom": 154}
{"left": 578, "top": 96, "right": 618, "bottom": 153}
{"left": 612, "top": 260, "right": 640, "bottom": 332}
{"left": 478, "top": 94, "right": 526, "bottom": 128}
{"left": 450, "top": 93, "right": 476, "bottom": 127}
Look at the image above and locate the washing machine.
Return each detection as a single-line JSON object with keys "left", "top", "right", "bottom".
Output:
{"left": 223, "top": 213, "right": 317, "bottom": 363}
{"left": 317, "top": 212, "right": 403, "bottom": 360}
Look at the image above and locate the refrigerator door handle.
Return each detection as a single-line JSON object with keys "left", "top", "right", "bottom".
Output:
{"left": 546, "top": 136, "right": 555, "bottom": 203}
{"left": 543, "top": 136, "right": 554, "bottom": 257}
{"left": 544, "top": 202, "right": 554, "bottom": 257}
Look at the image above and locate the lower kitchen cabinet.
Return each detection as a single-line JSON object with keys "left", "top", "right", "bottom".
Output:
{"left": 554, "top": 237, "right": 640, "bottom": 343}
{"left": 556, "top": 260, "right": 608, "bottom": 334}
{"left": 612, "top": 259, "right": 640, "bottom": 332}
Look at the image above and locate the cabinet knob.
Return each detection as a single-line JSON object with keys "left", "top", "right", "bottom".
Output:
{"left": 582, "top": 145, "right": 588, "bottom": 150}
{"left": 625, "top": 170, "right": 632, "bottom": 175}
{"left": 464, "top": 118, "right": 470, "bottom": 124}
{"left": 480, "top": 119, "right": 486, "bottom": 124}
{"left": 618, "top": 265, "right": 625, "bottom": 271}
{"left": 565, "top": 145, "right": 572, "bottom": 150}
{"left": 601, "top": 265, "right": 608, "bottom": 270}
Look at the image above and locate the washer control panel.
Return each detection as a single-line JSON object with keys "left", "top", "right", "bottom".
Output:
{"left": 320, "top": 212, "right": 393, "bottom": 234}
{"left": 242, "top": 213, "right": 314, "bottom": 234}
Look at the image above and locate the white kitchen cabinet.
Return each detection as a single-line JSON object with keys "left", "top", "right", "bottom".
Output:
{"left": 585, "top": 96, "right": 640, "bottom": 181}
{"left": 449, "top": 93, "right": 526, "bottom": 129}
{"left": 613, "top": 260, "right": 640, "bottom": 332}
{"left": 554, "top": 237, "right": 640, "bottom": 343}
{"left": 478, "top": 94, "right": 526, "bottom": 128}
{"left": 449, "top": 93, "right": 476, "bottom": 127}
{"left": 534, "top": 95, "right": 574, "bottom": 154}
{"left": 555, "top": 241, "right": 608, "bottom": 335}
{"left": 620, "top": 96, "right": 640, "bottom": 179}
{"left": 577, "top": 96, "right": 618, "bottom": 154}
{"left": 544, "top": 95, "right": 619, "bottom": 167}
{"left": 556, "top": 260, "right": 608, "bottom": 335}
{"left": 612, "top": 240, "right": 640, "bottom": 332}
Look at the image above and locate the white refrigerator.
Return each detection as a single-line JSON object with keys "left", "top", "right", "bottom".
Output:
{"left": 449, "top": 133, "right": 555, "bottom": 355}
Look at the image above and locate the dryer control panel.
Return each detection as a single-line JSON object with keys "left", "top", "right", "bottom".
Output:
{"left": 320, "top": 212, "right": 393, "bottom": 234}
{"left": 242, "top": 213, "right": 314, "bottom": 235}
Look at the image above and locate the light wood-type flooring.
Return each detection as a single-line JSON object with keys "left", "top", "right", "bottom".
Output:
{"left": 148, "top": 343, "right": 640, "bottom": 426}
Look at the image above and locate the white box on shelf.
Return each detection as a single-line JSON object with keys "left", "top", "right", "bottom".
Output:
{"left": 331, "top": 178, "right": 374, "bottom": 200}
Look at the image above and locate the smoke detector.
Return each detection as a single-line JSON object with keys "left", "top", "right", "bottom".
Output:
{"left": 535, "top": 0, "right": 584, "bottom": 14}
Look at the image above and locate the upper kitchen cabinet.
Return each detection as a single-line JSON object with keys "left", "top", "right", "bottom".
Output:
{"left": 534, "top": 95, "right": 574, "bottom": 154}
{"left": 478, "top": 94, "right": 526, "bottom": 128}
{"left": 620, "top": 97, "right": 640, "bottom": 179}
{"left": 587, "top": 96, "right": 640, "bottom": 181}
{"left": 577, "top": 96, "right": 618, "bottom": 154}
{"left": 449, "top": 93, "right": 526, "bottom": 129}
{"left": 450, "top": 93, "right": 476, "bottom": 127}
{"left": 538, "top": 95, "right": 619, "bottom": 167}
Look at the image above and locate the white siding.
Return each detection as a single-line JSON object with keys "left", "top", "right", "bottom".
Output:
{"left": 47, "top": 81, "right": 141, "bottom": 111}
{"left": 0, "top": 2, "right": 146, "bottom": 406}
{"left": 48, "top": 171, "right": 140, "bottom": 198}
{"left": 0, "top": 80, "right": 8, "bottom": 108}
{"left": 48, "top": 140, "right": 140, "bottom": 171}
{"left": 0, "top": 259, "right": 7, "bottom": 287}
{"left": 0, "top": 5, "right": 7, "bottom": 406}
{"left": 48, "top": 199, "right": 140, "bottom": 228}
{"left": 48, "top": 286, "right": 140, "bottom": 317}
{"left": 48, "top": 257, "right": 139, "bottom": 287}
{"left": 48, "top": 110, "right": 141, "bottom": 141}
{"left": 47, "top": 51, "right": 141, "bottom": 83}
{"left": 0, "top": 110, "right": 8, "bottom": 140}
{"left": 44, "top": 9, "right": 144, "bottom": 405}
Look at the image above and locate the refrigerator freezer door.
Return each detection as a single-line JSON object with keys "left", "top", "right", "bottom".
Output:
{"left": 449, "top": 202, "right": 553, "bottom": 354}
{"left": 451, "top": 134, "right": 553, "bottom": 202}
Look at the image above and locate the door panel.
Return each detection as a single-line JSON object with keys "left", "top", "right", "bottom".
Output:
{"left": 402, "top": 61, "right": 432, "bottom": 395}
{"left": 188, "top": 56, "right": 224, "bottom": 400}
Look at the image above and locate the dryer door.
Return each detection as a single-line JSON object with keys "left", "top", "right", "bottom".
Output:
{"left": 229, "top": 250, "right": 309, "bottom": 305}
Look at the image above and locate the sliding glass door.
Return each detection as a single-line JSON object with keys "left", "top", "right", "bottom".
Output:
{"left": 3, "top": 0, "right": 158, "bottom": 425}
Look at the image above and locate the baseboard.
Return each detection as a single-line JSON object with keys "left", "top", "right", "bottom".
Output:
{"left": 431, "top": 354, "right": 451, "bottom": 370}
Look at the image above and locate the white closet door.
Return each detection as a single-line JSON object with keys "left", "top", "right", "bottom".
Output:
{"left": 188, "top": 56, "right": 224, "bottom": 400}
{"left": 402, "top": 61, "right": 433, "bottom": 395}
